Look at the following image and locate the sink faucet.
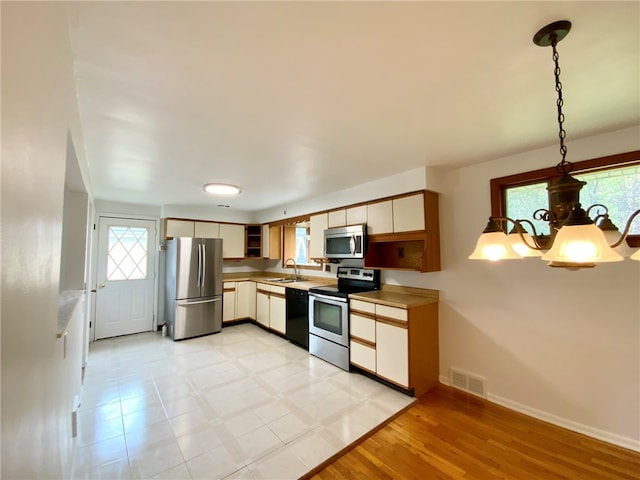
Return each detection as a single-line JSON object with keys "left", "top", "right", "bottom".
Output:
{"left": 284, "top": 258, "right": 299, "bottom": 281}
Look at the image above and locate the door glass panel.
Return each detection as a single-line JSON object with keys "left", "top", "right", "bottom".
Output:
{"left": 107, "top": 226, "right": 149, "bottom": 281}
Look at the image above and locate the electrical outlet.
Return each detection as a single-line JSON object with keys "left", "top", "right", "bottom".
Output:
{"left": 398, "top": 247, "right": 405, "bottom": 258}
{"left": 324, "top": 264, "right": 331, "bottom": 272}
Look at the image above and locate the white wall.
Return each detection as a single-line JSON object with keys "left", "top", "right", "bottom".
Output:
{"left": 1, "top": 3, "right": 88, "bottom": 477}
{"left": 386, "top": 125, "right": 640, "bottom": 450}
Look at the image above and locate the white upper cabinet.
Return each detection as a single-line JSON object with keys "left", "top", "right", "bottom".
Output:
{"left": 165, "top": 219, "right": 195, "bottom": 238}
{"left": 366, "top": 194, "right": 425, "bottom": 235}
{"left": 194, "top": 221, "right": 220, "bottom": 238}
{"left": 219, "top": 223, "right": 245, "bottom": 258}
{"left": 366, "top": 200, "right": 393, "bottom": 234}
{"left": 310, "top": 213, "right": 328, "bottom": 258}
{"left": 327, "top": 209, "right": 346, "bottom": 228}
{"left": 393, "top": 194, "right": 425, "bottom": 232}
{"left": 346, "top": 206, "right": 367, "bottom": 225}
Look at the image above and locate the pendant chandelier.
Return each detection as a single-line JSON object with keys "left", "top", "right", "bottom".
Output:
{"left": 470, "top": 20, "right": 640, "bottom": 269}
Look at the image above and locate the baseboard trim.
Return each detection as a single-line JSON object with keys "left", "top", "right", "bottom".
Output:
{"left": 439, "top": 376, "right": 639, "bottom": 452}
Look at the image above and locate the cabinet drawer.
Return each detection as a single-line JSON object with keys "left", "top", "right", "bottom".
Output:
{"left": 270, "top": 285, "right": 286, "bottom": 296}
{"left": 376, "top": 304, "right": 407, "bottom": 322}
{"left": 350, "top": 313, "right": 376, "bottom": 342}
{"left": 350, "top": 340, "right": 376, "bottom": 372}
{"left": 223, "top": 282, "right": 236, "bottom": 290}
{"left": 350, "top": 299, "right": 375, "bottom": 314}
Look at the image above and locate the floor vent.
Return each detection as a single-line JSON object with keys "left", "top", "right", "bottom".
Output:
{"left": 450, "top": 367, "right": 487, "bottom": 398}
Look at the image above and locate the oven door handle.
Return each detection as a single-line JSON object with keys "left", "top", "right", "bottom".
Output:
{"left": 310, "top": 293, "right": 348, "bottom": 304}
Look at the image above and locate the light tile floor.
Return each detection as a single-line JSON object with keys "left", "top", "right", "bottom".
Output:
{"left": 72, "top": 323, "right": 414, "bottom": 479}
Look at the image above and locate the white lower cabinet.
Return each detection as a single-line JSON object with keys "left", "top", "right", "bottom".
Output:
{"left": 236, "top": 281, "right": 256, "bottom": 319}
{"left": 350, "top": 340, "right": 376, "bottom": 373}
{"left": 223, "top": 282, "right": 236, "bottom": 323}
{"left": 269, "top": 293, "right": 286, "bottom": 335}
{"left": 349, "top": 297, "right": 438, "bottom": 396}
{"left": 376, "top": 321, "right": 408, "bottom": 388}
{"left": 255, "top": 283, "right": 286, "bottom": 334}
{"left": 256, "top": 288, "right": 270, "bottom": 328}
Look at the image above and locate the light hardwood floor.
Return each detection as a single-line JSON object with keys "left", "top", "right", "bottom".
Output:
{"left": 308, "top": 385, "right": 640, "bottom": 480}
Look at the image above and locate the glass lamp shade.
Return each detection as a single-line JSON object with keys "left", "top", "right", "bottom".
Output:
{"left": 631, "top": 249, "right": 640, "bottom": 261}
{"left": 541, "top": 224, "right": 624, "bottom": 264}
{"left": 508, "top": 232, "right": 543, "bottom": 257}
{"left": 469, "top": 232, "right": 522, "bottom": 261}
{"left": 601, "top": 229, "right": 635, "bottom": 258}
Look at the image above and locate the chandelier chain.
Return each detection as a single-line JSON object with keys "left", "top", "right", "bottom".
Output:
{"left": 551, "top": 37, "right": 570, "bottom": 174}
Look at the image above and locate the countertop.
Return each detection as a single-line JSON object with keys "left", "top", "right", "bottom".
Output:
{"left": 350, "top": 285, "right": 439, "bottom": 308}
{"left": 223, "top": 273, "right": 439, "bottom": 306}
{"left": 222, "top": 273, "right": 335, "bottom": 291}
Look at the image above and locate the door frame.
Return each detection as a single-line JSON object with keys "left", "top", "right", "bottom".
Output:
{"left": 89, "top": 213, "right": 160, "bottom": 342}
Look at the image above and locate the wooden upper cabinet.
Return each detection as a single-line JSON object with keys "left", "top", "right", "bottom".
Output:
{"left": 310, "top": 213, "right": 328, "bottom": 259}
{"left": 367, "top": 200, "right": 393, "bottom": 234}
{"left": 262, "top": 225, "right": 281, "bottom": 259}
{"left": 165, "top": 219, "right": 195, "bottom": 238}
{"left": 393, "top": 194, "right": 425, "bottom": 232}
{"left": 327, "top": 209, "right": 346, "bottom": 228}
{"left": 194, "top": 221, "right": 220, "bottom": 238}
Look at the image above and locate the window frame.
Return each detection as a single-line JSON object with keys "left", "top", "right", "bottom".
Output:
{"left": 490, "top": 150, "right": 640, "bottom": 248}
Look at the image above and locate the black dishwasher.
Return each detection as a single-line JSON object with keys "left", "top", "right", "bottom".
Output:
{"left": 285, "top": 288, "right": 309, "bottom": 350}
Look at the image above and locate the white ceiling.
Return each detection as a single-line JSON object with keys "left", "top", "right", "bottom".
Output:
{"left": 67, "top": 2, "right": 639, "bottom": 212}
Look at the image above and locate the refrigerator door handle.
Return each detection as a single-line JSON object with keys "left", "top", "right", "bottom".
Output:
{"left": 177, "top": 298, "right": 221, "bottom": 306}
{"left": 201, "top": 243, "right": 206, "bottom": 288}
{"left": 197, "top": 243, "right": 202, "bottom": 287}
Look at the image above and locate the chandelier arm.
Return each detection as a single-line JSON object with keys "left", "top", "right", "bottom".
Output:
{"left": 586, "top": 203, "right": 609, "bottom": 219}
{"left": 514, "top": 219, "right": 546, "bottom": 249}
{"left": 491, "top": 216, "right": 545, "bottom": 250}
{"left": 609, "top": 209, "right": 640, "bottom": 248}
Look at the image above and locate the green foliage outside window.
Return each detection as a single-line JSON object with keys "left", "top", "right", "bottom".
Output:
{"left": 505, "top": 164, "right": 639, "bottom": 236}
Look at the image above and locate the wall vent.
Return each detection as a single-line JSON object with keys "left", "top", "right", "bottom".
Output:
{"left": 449, "top": 367, "right": 487, "bottom": 398}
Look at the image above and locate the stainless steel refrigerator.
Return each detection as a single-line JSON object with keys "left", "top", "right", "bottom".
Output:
{"left": 165, "top": 237, "right": 223, "bottom": 340}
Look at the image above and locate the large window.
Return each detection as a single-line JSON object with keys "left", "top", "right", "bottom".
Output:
{"left": 491, "top": 151, "right": 640, "bottom": 247}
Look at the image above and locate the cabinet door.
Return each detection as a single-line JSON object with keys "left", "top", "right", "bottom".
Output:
{"left": 269, "top": 294, "right": 286, "bottom": 334}
{"left": 350, "top": 340, "right": 376, "bottom": 372}
{"left": 166, "top": 219, "right": 194, "bottom": 238}
{"left": 393, "top": 193, "right": 425, "bottom": 232}
{"left": 194, "top": 221, "right": 220, "bottom": 238}
{"left": 350, "top": 313, "right": 376, "bottom": 343}
{"left": 346, "top": 206, "right": 367, "bottom": 226}
{"left": 366, "top": 201, "right": 393, "bottom": 234}
{"left": 376, "top": 321, "right": 409, "bottom": 388}
{"left": 219, "top": 223, "right": 245, "bottom": 258}
{"left": 256, "top": 290, "right": 270, "bottom": 328}
{"left": 328, "top": 209, "right": 346, "bottom": 228}
{"left": 309, "top": 213, "right": 328, "bottom": 259}
{"left": 223, "top": 282, "right": 236, "bottom": 323}
{"left": 236, "top": 281, "right": 256, "bottom": 319}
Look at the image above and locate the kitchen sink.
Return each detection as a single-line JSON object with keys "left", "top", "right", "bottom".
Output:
{"left": 266, "top": 278, "right": 297, "bottom": 283}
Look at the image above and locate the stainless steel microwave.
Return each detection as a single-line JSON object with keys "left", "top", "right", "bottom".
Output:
{"left": 324, "top": 224, "right": 366, "bottom": 259}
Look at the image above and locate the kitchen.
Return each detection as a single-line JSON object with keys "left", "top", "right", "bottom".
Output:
{"left": 2, "top": 2, "right": 639, "bottom": 479}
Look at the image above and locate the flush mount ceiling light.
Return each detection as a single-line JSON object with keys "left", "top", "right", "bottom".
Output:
{"left": 203, "top": 183, "right": 241, "bottom": 196}
{"left": 469, "top": 20, "right": 639, "bottom": 269}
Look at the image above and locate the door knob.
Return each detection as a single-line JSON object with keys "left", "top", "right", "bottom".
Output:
{"left": 98, "top": 283, "right": 106, "bottom": 289}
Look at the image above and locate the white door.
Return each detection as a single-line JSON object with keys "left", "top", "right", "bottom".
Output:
{"left": 95, "top": 217, "right": 157, "bottom": 339}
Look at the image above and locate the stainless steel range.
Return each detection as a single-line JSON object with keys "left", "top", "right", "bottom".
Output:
{"left": 308, "top": 267, "right": 380, "bottom": 371}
